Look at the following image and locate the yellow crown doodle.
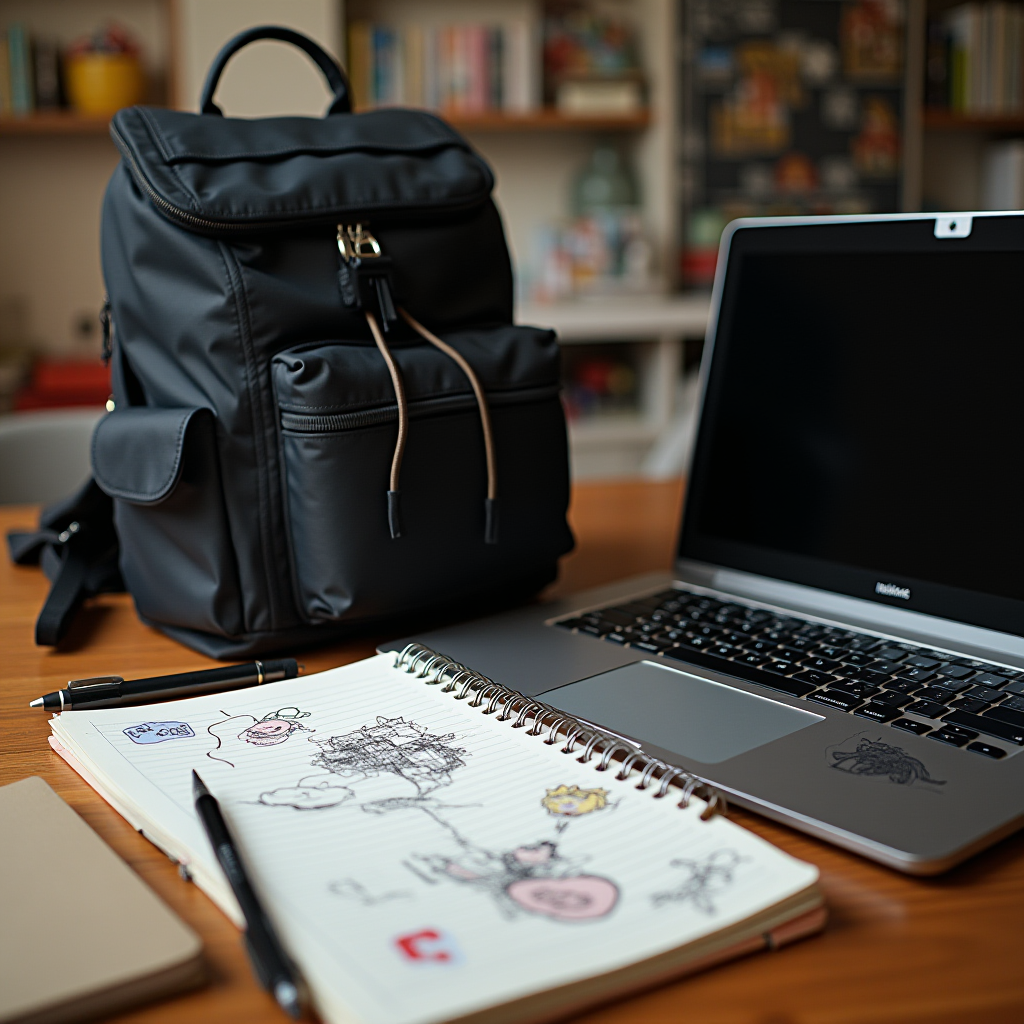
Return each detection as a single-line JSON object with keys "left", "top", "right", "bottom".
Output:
{"left": 541, "top": 784, "right": 609, "bottom": 817}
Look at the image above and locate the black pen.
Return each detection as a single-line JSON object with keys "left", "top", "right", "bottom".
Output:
{"left": 30, "top": 659, "right": 300, "bottom": 710}
{"left": 192, "top": 771, "right": 303, "bottom": 1018}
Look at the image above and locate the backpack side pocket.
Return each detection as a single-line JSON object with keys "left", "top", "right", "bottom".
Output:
{"left": 92, "top": 407, "right": 244, "bottom": 637}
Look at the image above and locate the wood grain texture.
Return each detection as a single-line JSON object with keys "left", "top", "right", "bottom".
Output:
{"left": 3, "top": 483, "right": 1023, "bottom": 1024}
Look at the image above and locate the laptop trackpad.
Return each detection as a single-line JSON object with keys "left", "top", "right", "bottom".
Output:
{"left": 538, "top": 661, "right": 823, "bottom": 764}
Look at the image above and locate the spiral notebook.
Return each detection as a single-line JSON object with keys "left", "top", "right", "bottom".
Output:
{"left": 48, "top": 648, "right": 825, "bottom": 1024}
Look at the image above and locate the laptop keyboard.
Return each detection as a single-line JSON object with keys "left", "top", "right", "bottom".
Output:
{"left": 554, "top": 587, "right": 1024, "bottom": 759}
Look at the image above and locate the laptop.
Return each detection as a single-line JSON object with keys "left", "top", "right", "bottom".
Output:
{"left": 384, "top": 211, "right": 1024, "bottom": 874}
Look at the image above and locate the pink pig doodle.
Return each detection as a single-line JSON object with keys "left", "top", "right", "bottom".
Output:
{"left": 240, "top": 708, "right": 312, "bottom": 746}
{"left": 412, "top": 840, "right": 618, "bottom": 923}
{"left": 206, "top": 707, "right": 312, "bottom": 766}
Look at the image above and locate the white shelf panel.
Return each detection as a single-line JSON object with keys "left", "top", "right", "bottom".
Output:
{"left": 568, "top": 418, "right": 662, "bottom": 445}
{"left": 518, "top": 294, "right": 711, "bottom": 341}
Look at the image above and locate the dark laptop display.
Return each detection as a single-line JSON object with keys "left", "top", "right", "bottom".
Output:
{"left": 680, "top": 219, "right": 1024, "bottom": 637}
{"left": 393, "top": 214, "right": 1024, "bottom": 873}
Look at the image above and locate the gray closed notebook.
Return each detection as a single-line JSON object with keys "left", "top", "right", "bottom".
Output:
{"left": 0, "top": 777, "right": 205, "bottom": 1024}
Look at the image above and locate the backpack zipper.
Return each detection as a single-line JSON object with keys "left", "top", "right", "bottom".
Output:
{"left": 280, "top": 385, "right": 558, "bottom": 434}
{"left": 111, "top": 124, "right": 489, "bottom": 233}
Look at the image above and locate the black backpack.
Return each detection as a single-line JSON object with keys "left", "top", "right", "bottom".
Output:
{"left": 9, "top": 27, "right": 574, "bottom": 658}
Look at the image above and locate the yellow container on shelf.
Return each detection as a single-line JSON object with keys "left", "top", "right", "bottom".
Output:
{"left": 65, "top": 53, "right": 144, "bottom": 116}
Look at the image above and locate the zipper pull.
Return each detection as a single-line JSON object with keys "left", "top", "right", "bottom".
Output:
{"left": 337, "top": 223, "right": 398, "bottom": 330}
{"left": 100, "top": 297, "right": 112, "bottom": 365}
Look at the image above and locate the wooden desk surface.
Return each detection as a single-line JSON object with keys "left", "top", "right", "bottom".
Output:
{"left": 3, "top": 480, "right": 1023, "bottom": 1024}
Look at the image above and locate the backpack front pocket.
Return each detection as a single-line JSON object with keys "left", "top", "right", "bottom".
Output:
{"left": 272, "top": 326, "right": 574, "bottom": 624}
{"left": 92, "top": 407, "right": 244, "bottom": 636}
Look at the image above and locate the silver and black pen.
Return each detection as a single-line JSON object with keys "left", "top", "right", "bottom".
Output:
{"left": 192, "top": 770, "right": 304, "bottom": 1018}
{"left": 29, "top": 659, "right": 300, "bottom": 710}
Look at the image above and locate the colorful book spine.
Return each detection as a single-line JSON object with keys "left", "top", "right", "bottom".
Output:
{"left": 346, "top": 21, "right": 539, "bottom": 116}
{"left": 7, "top": 23, "right": 34, "bottom": 116}
{"left": 0, "top": 31, "right": 11, "bottom": 117}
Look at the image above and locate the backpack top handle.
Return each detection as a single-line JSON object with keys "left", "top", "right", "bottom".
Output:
{"left": 200, "top": 25, "right": 353, "bottom": 116}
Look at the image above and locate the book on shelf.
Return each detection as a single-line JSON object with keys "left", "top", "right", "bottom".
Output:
{"left": 7, "top": 23, "right": 33, "bottom": 116}
{"left": 0, "top": 24, "right": 67, "bottom": 119}
{"left": 930, "top": 3, "right": 1024, "bottom": 116}
{"left": 348, "top": 20, "right": 539, "bottom": 115}
{"left": 49, "top": 648, "right": 825, "bottom": 1024}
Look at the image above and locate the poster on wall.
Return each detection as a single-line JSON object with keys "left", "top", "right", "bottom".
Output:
{"left": 680, "top": 0, "right": 906, "bottom": 287}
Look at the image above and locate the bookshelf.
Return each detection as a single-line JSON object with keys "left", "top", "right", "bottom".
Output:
{"left": 0, "top": 111, "right": 112, "bottom": 135}
{"left": 923, "top": 110, "right": 1024, "bottom": 132}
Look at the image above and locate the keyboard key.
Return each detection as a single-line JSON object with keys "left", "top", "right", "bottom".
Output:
{"left": 1003, "top": 679, "right": 1024, "bottom": 696}
{"left": 983, "top": 705, "right": 1024, "bottom": 729}
{"left": 966, "top": 741, "right": 1007, "bottom": 759}
{"left": 707, "top": 645, "right": 738, "bottom": 660}
{"left": 578, "top": 623, "right": 605, "bottom": 637}
{"left": 845, "top": 637, "right": 883, "bottom": 652}
{"left": 808, "top": 689, "right": 863, "bottom": 712}
{"left": 816, "top": 645, "right": 846, "bottom": 660}
{"left": 776, "top": 646, "right": 808, "bottom": 663}
{"left": 761, "top": 660, "right": 799, "bottom": 676}
{"left": 630, "top": 639, "right": 673, "bottom": 654}
{"left": 787, "top": 637, "right": 818, "bottom": 651}
{"left": 1000, "top": 695, "right": 1024, "bottom": 712}
{"left": 792, "top": 669, "right": 836, "bottom": 686}
{"left": 935, "top": 664, "right": 974, "bottom": 680}
{"left": 905, "top": 655, "right": 940, "bottom": 669}
{"left": 897, "top": 667, "right": 936, "bottom": 684}
{"left": 859, "top": 669, "right": 894, "bottom": 686}
{"left": 942, "top": 710, "right": 1024, "bottom": 746}
{"left": 891, "top": 718, "right": 932, "bottom": 736}
{"left": 883, "top": 678, "right": 921, "bottom": 695}
{"left": 604, "top": 632, "right": 633, "bottom": 644}
{"left": 929, "top": 726, "right": 977, "bottom": 748}
{"left": 903, "top": 699, "right": 949, "bottom": 719}
{"left": 915, "top": 685, "right": 962, "bottom": 704}
{"left": 854, "top": 702, "right": 904, "bottom": 723}
{"left": 950, "top": 697, "right": 990, "bottom": 715}
{"left": 734, "top": 653, "right": 769, "bottom": 668}
{"left": 744, "top": 639, "right": 780, "bottom": 654}
{"left": 830, "top": 680, "right": 881, "bottom": 699}
{"left": 928, "top": 676, "right": 973, "bottom": 694}
{"left": 969, "top": 673, "right": 1010, "bottom": 689}
{"left": 718, "top": 632, "right": 748, "bottom": 646}
{"left": 868, "top": 659, "right": 902, "bottom": 675}
{"left": 874, "top": 647, "right": 908, "bottom": 662}
{"left": 874, "top": 690, "right": 913, "bottom": 707}
{"left": 841, "top": 652, "right": 875, "bottom": 667}
{"left": 556, "top": 617, "right": 582, "bottom": 630}
{"left": 964, "top": 684, "right": 1004, "bottom": 702}
{"left": 689, "top": 624, "right": 724, "bottom": 638}
{"left": 680, "top": 635, "right": 714, "bottom": 650}
{"left": 801, "top": 656, "right": 841, "bottom": 672}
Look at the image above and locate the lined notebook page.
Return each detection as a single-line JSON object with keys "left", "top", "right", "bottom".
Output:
{"left": 53, "top": 654, "right": 817, "bottom": 1024}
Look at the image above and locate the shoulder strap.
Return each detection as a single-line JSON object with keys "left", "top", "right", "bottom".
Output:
{"left": 6, "top": 478, "right": 124, "bottom": 646}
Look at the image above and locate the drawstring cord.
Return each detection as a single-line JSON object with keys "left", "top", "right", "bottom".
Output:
{"left": 366, "top": 307, "right": 499, "bottom": 544}
{"left": 365, "top": 310, "right": 408, "bottom": 539}
{"left": 399, "top": 308, "right": 498, "bottom": 544}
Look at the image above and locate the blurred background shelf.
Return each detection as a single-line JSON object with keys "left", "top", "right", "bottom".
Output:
{"left": 0, "top": 111, "right": 112, "bottom": 134}
{"left": 922, "top": 110, "right": 1024, "bottom": 132}
{"left": 438, "top": 108, "right": 650, "bottom": 132}
{"left": 3, "top": 0, "right": 1024, "bottom": 478}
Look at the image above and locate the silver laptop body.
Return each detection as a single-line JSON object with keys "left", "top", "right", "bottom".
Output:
{"left": 384, "top": 212, "right": 1024, "bottom": 874}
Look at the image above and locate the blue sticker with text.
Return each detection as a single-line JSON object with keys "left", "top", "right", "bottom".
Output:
{"left": 123, "top": 722, "right": 195, "bottom": 744}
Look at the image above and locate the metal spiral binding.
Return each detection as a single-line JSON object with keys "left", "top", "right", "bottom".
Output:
{"left": 394, "top": 643, "right": 724, "bottom": 819}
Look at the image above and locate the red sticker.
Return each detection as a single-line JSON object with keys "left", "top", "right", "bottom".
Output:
{"left": 393, "top": 928, "right": 463, "bottom": 964}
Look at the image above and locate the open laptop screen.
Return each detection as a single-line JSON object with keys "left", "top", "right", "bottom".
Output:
{"left": 679, "top": 216, "right": 1024, "bottom": 637}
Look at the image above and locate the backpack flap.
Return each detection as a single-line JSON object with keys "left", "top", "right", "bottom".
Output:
{"left": 109, "top": 107, "right": 494, "bottom": 233}
{"left": 92, "top": 408, "right": 244, "bottom": 638}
